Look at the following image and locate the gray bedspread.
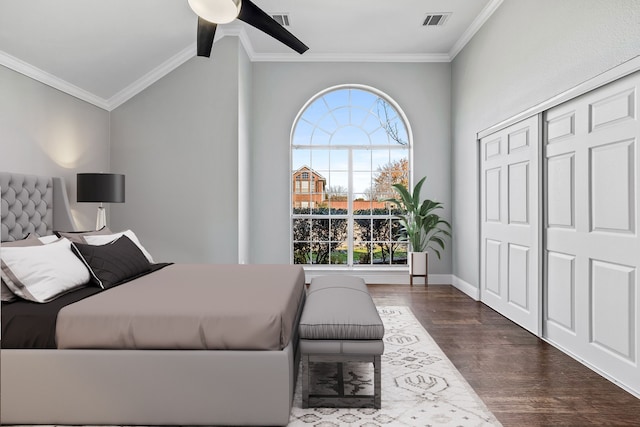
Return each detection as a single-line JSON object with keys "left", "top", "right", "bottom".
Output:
{"left": 56, "top": 264, "right": 306, "bottom": 350}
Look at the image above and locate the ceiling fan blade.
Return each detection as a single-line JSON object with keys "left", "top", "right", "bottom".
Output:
{"left": 197, "top": 16, "right": 217, "bottom": 57}
{"left": 237, "top": 0, "right": 308, "bottom": 54}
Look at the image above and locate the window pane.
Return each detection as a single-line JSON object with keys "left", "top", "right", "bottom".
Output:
{"left": 327, "top": 198, "right": 348, "bottom": 214}
{"left": 353, "top": 195, "right": 371, "bottom": 214}
{"left": 311, "top": 128, "right": 331, "bottom": 145}
{"left": 311, "top": 150, "right": 330, "bottom": 170}
{"left": 292, "top": 219, "right": 310, "bottom": 241}
{"left": 361, "top": 113, "right": 381, "bottom": 134}
{"left": 352, "top": 150, "right": 372, "bottom": 172}
{"left": 301, "top": 100, "right": 329, "bottom": 125}
{"left": 371, "top": 150, "right": 390, "bottom": 172}
{"left": 293, "top": 242, "right": 311, "bottom": 264}
{"left": 353, "top": 172, "right": 372, "bottom": 194}
{"left": 330, "top": 219, "right": 348, "bottom": 243}
{"left": 329, "top": 171, "right": 348, "bottom": 191}
{"left": 311, "top": 218, "right": 330, "bottom": 241}
{"left": 354, "top": 218, "right": 371, "bottom": 241}
{"left": 392, "top": 243, "right": 408, "bottom": 265}
{"left": 293, "top": 120, "right": 314, "bottom": 145}
{"left": 353, "top": 242, "right": 372, "bottom": 265}
{"left": 372, "top": 244, "right": 388, "bottom": 265}
{"left": 317, "top": 114, "right": 338, "bottom": 134}
{"left": 371, "top": 127, "right": 390, "bottom": 145}
{"left": 330, "top": 150, "right": 348, "bottom": 171}
{"left": 350, "top": 89, "right": 377, "bottom": 110}
{"left": 292, "top": 149, "right": 311, "bottom": 170}
{"left": 350, "top": 106, "right": 369, "bottom": 126}
{"left": 332, "top": 126, "right": 369, "bottom": 145}
{"left": 333, "top": 107, "right": 350, "bottom": 127}
{"left": 324, "top": 90, "right": 349, "bottom": 110}
{"left": 292, "top": 192, "right": 311, "bottom": 212}
{"left": 312, "top": 243, "right": 330, "bottom": 264}
{"left": 330, "top": 244, "right": 347, "bottom": 265}
{"left": 372, "top": 219, "right": 390, "bottom": 242}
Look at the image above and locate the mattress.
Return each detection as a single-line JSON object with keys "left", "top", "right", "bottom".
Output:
{"left": 56, "top": 264, "right": 306, "bottom": 350}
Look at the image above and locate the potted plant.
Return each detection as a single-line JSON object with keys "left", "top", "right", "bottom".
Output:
{"left": 386, "top": 176, "right": 451, "bottom": 284}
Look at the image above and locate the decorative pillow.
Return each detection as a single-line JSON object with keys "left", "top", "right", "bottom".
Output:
{"left": 1, "top": 238, "right": 91, "bottom": 303}
{"left": 55, "top": 227, "right": 113, "bottom": 244}
{"left": 71, "top": 235, "right": 151, "bottom": 289}
{"left": 84, "top": 229, "right": 155, "bottom": 263}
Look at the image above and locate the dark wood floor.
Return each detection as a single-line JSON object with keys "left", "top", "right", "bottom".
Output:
{"left": 368, "top": 284, "right": 640, "bottom": 427}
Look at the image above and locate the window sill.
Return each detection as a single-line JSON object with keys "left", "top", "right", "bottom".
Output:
{"left": 301, "top": 265, "right": 408, "bottom": 285}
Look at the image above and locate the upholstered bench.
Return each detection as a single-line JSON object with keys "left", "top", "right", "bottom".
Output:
{"left": 299, "top": 275, "right": 384, "bottom": 409}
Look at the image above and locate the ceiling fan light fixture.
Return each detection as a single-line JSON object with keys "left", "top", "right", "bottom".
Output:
{"left": 188, "top": 0, "right": 241, "bottom": 24}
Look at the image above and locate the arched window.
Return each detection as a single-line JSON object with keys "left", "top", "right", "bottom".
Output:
{"left": 291, "top": 85, "right": 411, "bottom": 266}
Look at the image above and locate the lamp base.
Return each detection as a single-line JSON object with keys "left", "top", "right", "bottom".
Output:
{"left": 96, "top": 205, "right": 106, "bottom": 230}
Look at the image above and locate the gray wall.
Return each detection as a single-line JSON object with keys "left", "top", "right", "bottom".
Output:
{"left": 110, "top": 37, "right": 243, "bottom": 263}
{"left": 0, "top": 66, "right": 111, "bottom": 230}
{"left": 250, "top": 62, "right": 452, "bottom": 272}
{"left": 451, "top": 0, "right": 640, "bottom": 286}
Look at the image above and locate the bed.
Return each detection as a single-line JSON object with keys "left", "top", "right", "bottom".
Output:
{"left": 0, "top": 172, "right": 306, "bottom": 426}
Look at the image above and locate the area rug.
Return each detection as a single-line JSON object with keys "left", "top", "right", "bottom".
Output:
{"left": 288, "top": 306, "right": 502, "bottom": 427}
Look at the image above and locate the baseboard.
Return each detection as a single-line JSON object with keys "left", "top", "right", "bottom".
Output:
{"left": 302, "top": 269, "right": 453, "bottom": 285}
{"left": 451, "top": 275, "right": 480, "bottom": 300}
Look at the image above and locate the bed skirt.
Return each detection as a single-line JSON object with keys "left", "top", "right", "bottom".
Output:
{"left": 0, "top": 343, "right": 298, "bottom": 426}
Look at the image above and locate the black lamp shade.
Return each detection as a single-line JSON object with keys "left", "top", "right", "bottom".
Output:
{"left": 77, "top": 173, "right": 125, "bottom": 203}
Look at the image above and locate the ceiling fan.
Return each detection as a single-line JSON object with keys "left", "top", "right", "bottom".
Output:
{"left": 188, "top": 0, "right": 309, "bottom": 58}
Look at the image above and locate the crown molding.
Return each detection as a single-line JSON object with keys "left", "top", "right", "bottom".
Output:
{"left": 250, "top": 52, "right": 451, "bottom": 63}
{"left": 449, "top": 0, "right": 503, "bottom": 60}
{"left": 0, "top": 50, "right": 110, "bottom": 110}
{"left": 2, "top": 2, "right": 500, "bottom": 111}
{"left": 108, "top": 25, "right": 252, "bottom": 110}
{"left": 107, "top": 43, "right": 197, "bottom": 111}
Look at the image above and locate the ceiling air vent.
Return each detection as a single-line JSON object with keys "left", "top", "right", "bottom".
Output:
{"left": 272, "top": 13, "right": 290, "bottom": 27}
{"left": 423, "top": 12, "right": 451, "bottom": 26}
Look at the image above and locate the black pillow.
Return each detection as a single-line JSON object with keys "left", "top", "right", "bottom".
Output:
{"left": 71, "top": 235, "right": 151, "bottom": 289}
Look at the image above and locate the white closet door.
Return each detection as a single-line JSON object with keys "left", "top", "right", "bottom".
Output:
{"left": 480, "top": 116, "right": 540, "bottom": 335}
{"left": 544, "top": 71, "right": 640, "bottom": 393}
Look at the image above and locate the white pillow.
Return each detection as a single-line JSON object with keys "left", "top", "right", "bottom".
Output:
{"left": 84, "top": 230, "right": 155, "bottom": 263}
{"left": 1, "top": 235, "right": 64, "bottom": 302}
{"left": 1, "top": 238, "right": 91, "bottom": 303}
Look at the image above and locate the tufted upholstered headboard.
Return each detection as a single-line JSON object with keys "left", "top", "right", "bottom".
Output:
{"left": 1, "top": 172, "right": 77, "bottom": 242}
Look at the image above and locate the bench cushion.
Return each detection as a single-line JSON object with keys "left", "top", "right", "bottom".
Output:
{"left": 299, "top": 276, "right": 384, "bottom": 341}
{"left": 300, "top": 339, "right": 384, "bottom": 355}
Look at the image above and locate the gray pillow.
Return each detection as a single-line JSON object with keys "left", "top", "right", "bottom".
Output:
{"left": 55, "top": 226, "right": 113, "bottom": 244}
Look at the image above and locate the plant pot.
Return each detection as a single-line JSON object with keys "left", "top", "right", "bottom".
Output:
{"left": 409, "top": 251, "right": 428, "bottom": 286}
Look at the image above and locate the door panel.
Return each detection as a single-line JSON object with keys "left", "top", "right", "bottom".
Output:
{"left": 480, "top": 115, "right": 540, "bottom": 334}
{"left": 544, "top": 70, "right": 640, "bottom": 394}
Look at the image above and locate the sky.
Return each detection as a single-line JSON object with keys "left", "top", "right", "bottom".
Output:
{"left": 292, "top": 88, "right": 409, "bottom": 193}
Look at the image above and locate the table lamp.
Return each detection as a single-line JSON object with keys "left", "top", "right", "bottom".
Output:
{"left": 77, "top": 173, "right": 125, "bottom": 230}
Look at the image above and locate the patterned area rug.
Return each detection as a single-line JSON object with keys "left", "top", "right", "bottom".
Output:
{"left": 288, "top": 306, "right": 502, "bottom": 426}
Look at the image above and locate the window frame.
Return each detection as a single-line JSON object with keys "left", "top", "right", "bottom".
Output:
{"left": 290, "top": 84, "right": 413, "bottom": 268}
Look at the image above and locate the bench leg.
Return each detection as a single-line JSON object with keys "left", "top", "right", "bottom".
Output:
{"left": 302, "top": 354, "right": 310, "bottom": 408}
{"left": 374, "top": 355, "right": 381, "bottom": 409}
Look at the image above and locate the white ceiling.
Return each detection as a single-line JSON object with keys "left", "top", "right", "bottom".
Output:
{"left": 0, "top": 0, "right": 500, "bottom": 110}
